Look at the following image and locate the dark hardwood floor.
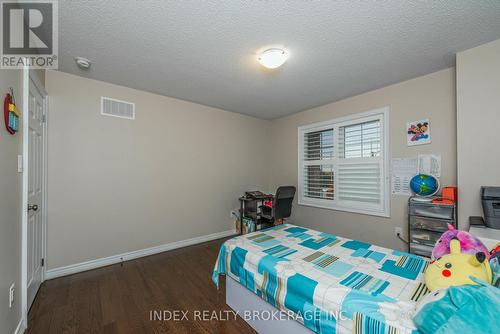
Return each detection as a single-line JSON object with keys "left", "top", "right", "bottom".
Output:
{"left": 27, "top": 238, "right": 256, "bottom": 334}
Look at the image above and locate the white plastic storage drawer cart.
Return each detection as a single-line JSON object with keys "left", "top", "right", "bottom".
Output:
{"left": 408, "top": 198, "right": 457, "bottom": 257}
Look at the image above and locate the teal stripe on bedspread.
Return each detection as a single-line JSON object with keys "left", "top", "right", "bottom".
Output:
{"left": 257, "top": 255, "right": 287, "bottom": 307}
{"left": 211, "top": 243, "right": 227, "bottom": 288}
{"left": 285, "top": 274, "right": 336, "bottom": 334}
{"left": 264, "top": 244, "right": 298, "bottom": 258}
{"left": 353, "top": 312, "right": 419, "bottom": 334}
{"left": 340, "top": 271, "right": 389, "bottom": 295}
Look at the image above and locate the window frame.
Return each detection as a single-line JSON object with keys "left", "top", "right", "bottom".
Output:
{"left": 297, "top": 107, "right": 390, "bottom": 217}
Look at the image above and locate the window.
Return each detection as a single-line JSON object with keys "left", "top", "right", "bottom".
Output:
{"left": 298, "top": 107, "right": 390, "bottom": 217}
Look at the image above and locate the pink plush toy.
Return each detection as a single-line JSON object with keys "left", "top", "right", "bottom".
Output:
{"left": 432, "top": 224, "right": 490, "bottom": 260}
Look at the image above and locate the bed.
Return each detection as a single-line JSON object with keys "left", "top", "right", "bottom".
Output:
{"left": 212, "top": 224, "right": 430, "bottom": 334}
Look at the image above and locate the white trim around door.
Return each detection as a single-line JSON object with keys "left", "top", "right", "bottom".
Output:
{"left": 21, "top": 68, "right": 49, "bottom": 328}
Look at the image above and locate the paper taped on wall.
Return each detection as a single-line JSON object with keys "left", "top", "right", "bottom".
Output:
{"left": 418, "top": 154, "right": 441, "bottom": 177}
{"left": 391, "top": 157, "right": 418, "bottom": 195}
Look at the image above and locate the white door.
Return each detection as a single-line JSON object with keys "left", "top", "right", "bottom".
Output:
{"left": 27, "top": 77, "right": 46, "bottom": 309}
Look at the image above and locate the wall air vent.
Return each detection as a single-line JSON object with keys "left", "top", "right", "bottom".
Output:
{"left": 101, "top": 97, "right": 135, "bottom": 120}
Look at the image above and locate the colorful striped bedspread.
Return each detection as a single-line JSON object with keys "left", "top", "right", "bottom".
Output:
{"left": 212, "top": 224, "right": 430, "bottom": 334}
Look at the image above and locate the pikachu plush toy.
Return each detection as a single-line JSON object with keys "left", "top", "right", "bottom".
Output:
{"left": 425, "top": 238, "right": 492, "bottom": 291}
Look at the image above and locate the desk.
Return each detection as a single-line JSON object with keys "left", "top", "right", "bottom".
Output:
{"left": 469, "top": 226, "right": 500, "bottom": 249}
{"left": 239, "top": 194, "right": 274, "bottom": 235}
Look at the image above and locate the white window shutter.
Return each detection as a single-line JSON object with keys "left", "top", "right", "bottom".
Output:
{"left": 339, "top": 120, "right": 381, "bottom": 159}
{"left": 303, "top": 164, "right": 334, "bottom": 200}
{"left": 303, "top": 129, "right": 334, "bottom": 161}
{"left": 337, "top": 162, "right": 381, "bottom": 204}
{"left": 298, "top": 107, "right": 390, "bottom": 217}
{"left": 302, "top": 128, "right": 335, "bottom": 201}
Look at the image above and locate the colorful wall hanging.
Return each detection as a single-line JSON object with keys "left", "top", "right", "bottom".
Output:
{"left": 3, "top": 88, "right": 20, "bottom": 135}
{"left": 407, "top": 118, "right": 431, "bottom": 146}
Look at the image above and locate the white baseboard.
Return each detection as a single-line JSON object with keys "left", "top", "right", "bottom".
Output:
{"left": 14, "top": 317, "right": 26, "bottom": 334}
{"left": 46, "top": 229, "right": 236, "bottom": 280}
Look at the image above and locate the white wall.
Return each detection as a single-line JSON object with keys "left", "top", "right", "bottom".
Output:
{"left": 0, "top": 69, "right": 23, "bottom": 334}
{"left": 457, "top": 38, "right": 500, "bottom": 228}
{"left": 45, "top": 71, "right": 271, "bottom": 270}
{"left": 269, "top": 68, "right": 457, "bottom": 250}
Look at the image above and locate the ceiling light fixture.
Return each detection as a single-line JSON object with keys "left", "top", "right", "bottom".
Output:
{"left": 257, "top": 48, "right": 288, "bottom": 69}
{"left": 74, "top": 57, "right": 92, "bottom": 69}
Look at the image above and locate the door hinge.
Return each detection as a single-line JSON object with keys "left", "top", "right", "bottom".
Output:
{"left": 41, "top": 258, "right": 45, "bottom": 267}
{"left": 42, "top": 114, "right": 46, "bottom": 123}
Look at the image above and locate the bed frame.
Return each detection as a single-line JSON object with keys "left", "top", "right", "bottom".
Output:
{"left": 226, "top": 276, "right": 313, "bottom": 334}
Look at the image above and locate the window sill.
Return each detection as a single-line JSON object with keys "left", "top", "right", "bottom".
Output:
{"left": 298, "top": 199, "right": 391, "bottom": 218}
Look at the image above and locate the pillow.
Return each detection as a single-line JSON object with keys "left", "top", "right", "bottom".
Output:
{"left": 413, "top": 280, "right": 500, "bottom": 334}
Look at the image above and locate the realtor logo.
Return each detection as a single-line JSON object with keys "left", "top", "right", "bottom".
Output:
{"left": 1, "top": 0, "right": 58, "bottom": 68}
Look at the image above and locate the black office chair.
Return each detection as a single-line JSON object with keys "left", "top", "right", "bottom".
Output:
{"left": 261, "top": 186, "right": 296, "bottom": 224}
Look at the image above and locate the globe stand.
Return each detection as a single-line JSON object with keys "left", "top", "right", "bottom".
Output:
{"left": 410, "top": 196, "right": 435, "bottom": 203}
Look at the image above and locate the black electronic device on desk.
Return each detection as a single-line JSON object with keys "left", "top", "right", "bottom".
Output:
{"left": 408, "top": 197, "right": 457, "bottom": 257}
{"left": 481, "top": 186, "right": 500, "bottom": 229}
{"left": 467, "top": 186, "right": 500, "bottom": 230}
{"left": 245, "top": 191, "right": 269, "bottom": 199}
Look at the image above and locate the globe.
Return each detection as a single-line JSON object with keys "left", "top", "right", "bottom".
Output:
{"left": 410, "top": 174, "right": 439, "bottom": 197}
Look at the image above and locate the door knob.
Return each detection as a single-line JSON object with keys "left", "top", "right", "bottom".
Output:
{"left": 28, "top": 204, "right": 38, "bottom": 211}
